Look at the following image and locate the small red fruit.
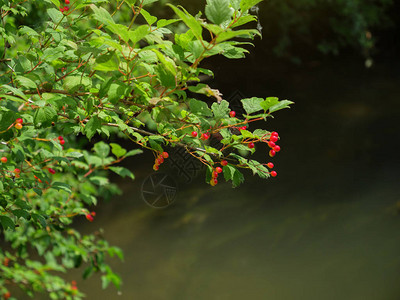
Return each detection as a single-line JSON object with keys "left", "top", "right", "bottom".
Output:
{"left": 215, "top": 167, "right": 223, "bottom": 173}
{"left": 48, "top": 168, "right": 56, "bottom": 174}
{"left": 191, "top": 131, "right": 198, "bottom": 137}
{"left": 162, "top": 152, "right": 169, "bottom": 159}
{"left": 16, "top": 118, "right": 23, "bottom": 124}
{"left": 248, "top": 142, "right": 255, "bottom": 149}
{"left": 212, "top": 171, "right": 218, "bottom": 178}
{"left": 201, "top": 133, "right": 209, "bottom": 140}
{"left": 268, "top": 141, "right": 275, "bottom": 148}
{"left": 229, "top": 111, "right": 236, "bottom": 118}
{"left": 14, "top": 168, "right": 21, "bottom": 174}
{"left": 157, "top": 157, "right": 164, "bottom": 164}
{"left": 153, "top": 164, "right": 159, "bottom": 171}
{"left": 58, "top": 136, "right": 63, "bottom": 141}
{"left": 3, "top": 291, "right": 11, "bottom": 299}
{"left": 65, "top": 0, "right": 70, "bottom": 3}
{"left": 64, "top": 6, "right": 69, "bottom": 11}
{"left": 267, "top": 162, "right": 274, "bottom": 169}
{"left": 15, "top": 123, "right": 23, "bottom": 130}
{"left": 91, "top": 211, "right": 96, "bottom": 216}
{"left": 273, "top": 145, "right": 281, "bottom": 152}
{"left": 3, "top": 257, "right": 10, "bottom": 266}
{"left": 270, "top": 171, "right": 277, "bottom": 177}
{"left": 270, "top": 135, "right": 278, "bottom": 143}
{"left": 241, "top": 126, "right": 247, "bottom": 130}
{"left": 71, "top": 280, "right": 77, "bottom": 286}
{"left": 271, "top": 131, "right": 278, "bottom": 137}
{"left": 1, "top": 157, "right": 7, "bottom": 163}
{"left": 60, "top": 139, "right": 65, "bottom": 145}
{"left": 60, "top": 7, "right": 64, "bottom": 12}
{"left": 221, "top": 160, "right": 228, "bottom": 166}
{"left": 269, "top": 150, "right": 276, "bottom": 157}
{"left": 85, "top": 214, "right": 94, "bottom": 222}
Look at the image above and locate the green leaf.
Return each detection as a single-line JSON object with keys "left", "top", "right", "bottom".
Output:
{"left": 16, "top": 76, "right": 37, "bottom": 89}
{"left": 51, "top": 182, "right": 72, "bottom": 194}
{"left": 108, "top": 166, "right": 135, "bottom": 179}
{"left": 93, "top": 141, "right": 110, "bottom": 158}
{"left": 211, "top": 100, "right": 230, "bottom": 119}
{"left": 33, "top": 106, "right": 57, "bottom": 127}
{"left": 241, "top": 97, "right": 264, "bottom": 114}
{"left": 47, "top": 8, "right": 64, "bottom": 24}
{"left": 189, "top": 99, "right": 213, "bottom": 117}
{"left": 167, "top": 4, "right": 203, "bottom": 41}
{"left": 94, "top": 52, "right": 120, "bottom": 72}
{"left": 269, "top": 100, "right": 294, "bottom": 113}
{"left": 129, "top": 25, "right": 150, "bottom": 45}
{"left": 0, "top": 84, "right": 28, "bottom": 100}
{"left": 216, "top": 29, "right": 260, "bottom": 43}
{"left": 110, "top": 143, "right": 127, "bottom": 158}
{"left": 84, "top": 116, "right": 101, "bottom": 140}
{"left": 240, "top": 0, "right": 263, "bottom": 12}
{"left": 63, "top": 76, "right": 91, "bottom": 93}
{"left": 223, "top": 164, "right": 244, "bottom": 187}
{"left": 91, "top": 4, "right": 115, "bottom": 25}
{"left": 205, "top": 0, "right": 232, "bottom": 25}
{"left": 141, "top": 8, "right": 157, "bottom": 25}
{"left": 259, "top": 97, "right": 279, "bottom": 111}
{"left": 125, "top": 149, "right": 143, "bottom": 157}
{"left": 157, "top": 19, "right": 179, "bottom": 28}
{"left": 0, "top": 216, "right": 15, "bottom": 230}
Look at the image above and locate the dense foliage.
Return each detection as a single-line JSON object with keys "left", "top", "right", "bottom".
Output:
{"left": 0, "top": 0, "right": 292, "bottom": 298}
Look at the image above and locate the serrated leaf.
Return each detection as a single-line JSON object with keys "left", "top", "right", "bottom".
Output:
{"left": 269, "top": 100, "right": 294, "bottom": 113}
{"left": 16, "top": 76, "right": 37, "bottom": 89}
{"left": 189, "top": 99, "right": 212, "bottom": 117}
{"left": 47, "top": 8, "right": 64, "bottom": 24}
{"left": 260, "top": 97, "right": 279, "bottom": 111}
{"left": 110, "top": 143, "right": 127, "bottom": 158}
{"left": 33, "top": 106, "right": 57, "bottom": 127}
{"left": 94, "top": 51, "right": 120, "bottom": 72}
{"left": 0, "top": 216, "right": 14, "bottom": 230}
{"left": 108, "top": 166, "right": 135, "bottom": 179}
{"left": 129, "top": 25, "right": 150, "bottom": 45}
{"left": 167, "top": 4, "right": 203, "bottom": 41}
{"left": 205, "top": 0, "right": 232, "bottom": 25}
{"left": 91, "top": 4, "right": 115, "bottom": 25}
{"left": 125, "top": 149, "right": 143, "bottom": 157}
{"left": 52, "top": 182, "right": 72, "bottom": 194}
{"left": 93, "top": 141, "right": 110, "bottom": 158}
{"left": 240, "top": 0, "right": 263, "bottom": 12}
{"left": 84, "top": 116, "right": 101, "bottom": 140}
{"left": 141, "top": 8, "right": 157, "bottom": 25}
{"left": 211, "top": 100, "right": 230, "bottom": 119}
{"left": 216, "top": 29, "right": 260, "bottom": 43}
{"left": 241, "top": 97, "right": 264, "bottom": 114}
{"left": 223, "top": 164, "right": 244, "bottom": 187}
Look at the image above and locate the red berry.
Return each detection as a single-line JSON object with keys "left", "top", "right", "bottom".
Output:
{"left": 153, "top": 164, "right": 159, "bottom": 171}
{"left": 241, "top": 126, "right": 247, "bottom": 130}
{"left": 48, "top": 168, "right": 56, "bottom": 174}
{"left": 221, "top": 160, "right": 228, "bottom": 166}
{"left": 60, "top": 139, "right": 65, "bottom": 145}
{"left": 270, "top": 171, "right": 277, "bottom": 177}
{"left": 91, "top": 211, "right": 96, "bottom": 216}
{"left": 201, "top": 133, "right": 209, "bottom": 140}
{"left": 71, "top": 280, "right": 77, "bottom": 286}
{"left": 271, "top": 131, "right": 278, "bottom": 137}
{"left": 273, "top": 145, "right": 281, "bottom": 152}
{"left": 1, "top": 157, "right": 7, "bottom": 163}
{"left": 229, "top": 111, "right": 236, "bottom": 118}
{"left": 64, "top": 6, "right": 69, "bottom": 11}
{"left": 267, "top": 162, "right": 274, "bottom": 169}
{"left": 14, "top": 168, "right": 21, "bottom": 174}
{"left": 191, "top": 131, "right": 198, "bottom": 137}
{"left": 65, "top": 0, "right": 70, "bottom": 3}
{"left": 212, "top": 171, "right": 218, "bottom": 178}
{"left": 3, "top": 258, "right": 10, "bottom": 266}
{"left": 3, "top": 291, "right": 11, "bottom": 299}
{"left": 162, "top": 152, "right": 169, "bottom": 158}
{"left": 270, "top": 135, "right": 278, "bottom": 143}
{"left": 16, "top": 118, "right": 23, "bottom": 124}
{"left": 215, "top": 167, "right": 223, "bottom": 173}
{"left": 269, "top": 150, "right": 276, "bottom": 157}
{"left": 60, "top": 7, "right": 64, "bottom": 12}
{"left": 248, "top": 142, "right": 255, "bottom": 149}
{"left": 15, "top": 123, "right": 23, "bottom": 130}
{"left": 58, "top": 136, "right": 63, "bottom": 141}
{"left": 268, "top": 141, "right": 275, "bottom": 148}
{"left": 85, "top": 214, "right": 94, "bottom": 222}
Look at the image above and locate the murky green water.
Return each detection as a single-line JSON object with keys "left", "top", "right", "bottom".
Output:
{"left": 63, "top": 55, "right": 400, "bottom": 300}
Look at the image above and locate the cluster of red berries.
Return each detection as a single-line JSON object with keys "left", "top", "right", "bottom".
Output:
{"left": 210, "top": 166, "right": 223, "bottom": 186}
{"left": 57, "top": 136, "right": 65, "bottom": 146}
{"left": 267, "top": 131, "right": 280, "bottom": 157}
{"left": 85, "top": 211, "right": 96, "bottom": 222}
{"left": 15, "top": 118, "right": 23, "bottom": 130}
{"left": 60, "top": 0, "right": 70, "bottom": 12}
{"left": 153, "top": 151, "right": 169, "bottom": 171}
